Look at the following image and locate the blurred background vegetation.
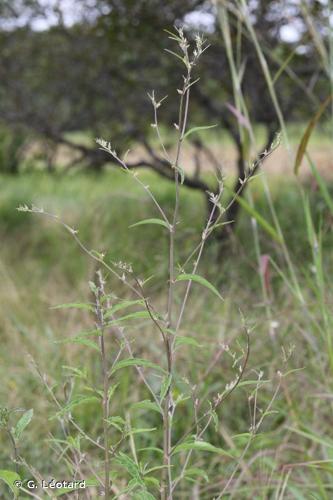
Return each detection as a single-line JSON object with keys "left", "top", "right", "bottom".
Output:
{"left": 1, "top": 0, "right": 333, "bottom": 498}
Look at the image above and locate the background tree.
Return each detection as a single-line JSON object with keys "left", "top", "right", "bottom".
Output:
{"left": 0, "top": 0, "right": 329, "bottom": 229}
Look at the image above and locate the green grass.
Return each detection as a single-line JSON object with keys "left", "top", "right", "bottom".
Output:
{"left": 1, "top": 168, "right": 333, "bottom": 498}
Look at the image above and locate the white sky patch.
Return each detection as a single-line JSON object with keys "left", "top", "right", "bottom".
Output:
{"left": 183, "top": 10, "right": 216, "bottom": 33}
{"left": 31, "top": 0, "right": 81, "bottom": 30}
{"left": 280, "top": 24, "right": 301, "bottom": 43}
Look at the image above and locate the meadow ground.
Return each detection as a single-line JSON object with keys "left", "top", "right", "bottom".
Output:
{"left": 1, "top": 133, "right": 333, "bottom": 498}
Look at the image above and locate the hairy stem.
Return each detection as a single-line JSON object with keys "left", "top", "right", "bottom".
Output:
{"left": 163, "top": 59, "right": 192, "bottom": 500}
{"left": 96, "top": 271, "right": 110, "bottom": 500}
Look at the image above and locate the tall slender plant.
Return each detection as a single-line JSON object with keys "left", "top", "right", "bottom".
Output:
{"left": 9, "top": 28, "right": 282, "bottom": 500}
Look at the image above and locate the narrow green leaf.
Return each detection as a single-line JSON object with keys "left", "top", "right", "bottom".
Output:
{"left": 70, "top": 337, "right": 100, "bottom": 352}
{"left": 237, "top": 379, "right": 270, "bottom": 388}
{"left": 129, "top": 218, "right": 170, "bottom": 230}
{"left": 51, "top": 303, "right": 94, "bottom": 312}
{"left": 162, "top": 327, "right": 176, "bottom": 336}
{"left": 288, "top": 485, "right": 316, "bottom": 500}
{"left": 175, "top": 336, "right": 202, "bottom": 349}
{"left": 56, "top": 328, "right": 100, "bottom": 341}
{"left": 144, "top": 465, "right": 168, "bottom": 474}
{"left": 107, "top": 311, "right": 153, "bottom": 325}
{"left": 184, "top": 467, "right": 209, "bottom": 483}
{"left": 132, "top": 400, "right": 162, "bottom": 415}
{"left": 211, "top": 409, "right": 219, "bottom": 431}
{"left": 88, "top": 281, "right": 97, "bottom": 294}
{"left": 272, "top": 49, "right": 297, "bottom": 84}
{"left": 134, "top": 490, "right": 156, "bottom": 500}
{"left": 164, "top": 48, "right": 186, "bottom": 64}
{"left": 104, "top": 300, "right": 144, "bottom": 319}
{"left": 0, "top": 470, "right": 21, "bottom": 497}
{"left": 116, "top": 452, "right": 143, "bottom": 482}
{"left": 173, "top": 440, "right": 233, "bottom": 457}
{"left": 235, "top": 195, "right": 283, "bottom": 243}
{"left": 231, "top": 433, "right": 252, "bottom": 440}
{"left": 106, "top": 416, "right": 126, "bottom": 431}
{"left": 143, "top": 477, "right": 160, "bottom": 489}
{"left": 163, "top": 29, "right": 182, "bottom": 42}
{"left": 108, "top": 384, "right": 118, "bottom": 401}
{"left": 303, "top": 193, "right": 316, "bottom": 249}
{"left": 110, "top": 358, "right": 166, "bottom": 375}
{"left": 175, "top": 164, "right": 185, "bottom": 184}
{"left": 294, "top": 95, "right": 332, "bottom": 174}
{"left": 160, "top": 374, "right": 172, "bottom": 402}
{"left": 138, "top": 446, "right": 164, "bottom": 455}
{"left": 183, "top": 124, "right": 217, "bottom": 140}
{"left": 13, "top": 409, "right": 33, "bottom": 441}
{"left": 126, "top": 427, "right": 157, "bottom": 436}
{"left": 175, "top": 273, "right": 223, "bottom": 301}
{"left": 86, "top": 386, "right": 103, "bottom": 399}
{"left": 62, "top": 366, "right": 87, "bottom": 379}
{"left": 56, "top": 332, "right": 100, "bottom": 351}
{"left": 281, "top": 367, "right": 305, "bottom": 378}
{"left": 307, "top": 153, "right": 333, "bottom": 216}
{"left": 106, "top": 416, "right": 126, "bottom": 426}
{"left": 52, "top": 396, "right": 99, "bottom": 418}
{"left": 66, "top": 435, "right": 81, "bottom": 451}
{"left": 287, "top": 427, "right": 333, "bottom": 449}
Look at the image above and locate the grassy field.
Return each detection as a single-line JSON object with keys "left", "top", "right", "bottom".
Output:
{"left": 1, "top": 154, "right": 333, "bottom": 498}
